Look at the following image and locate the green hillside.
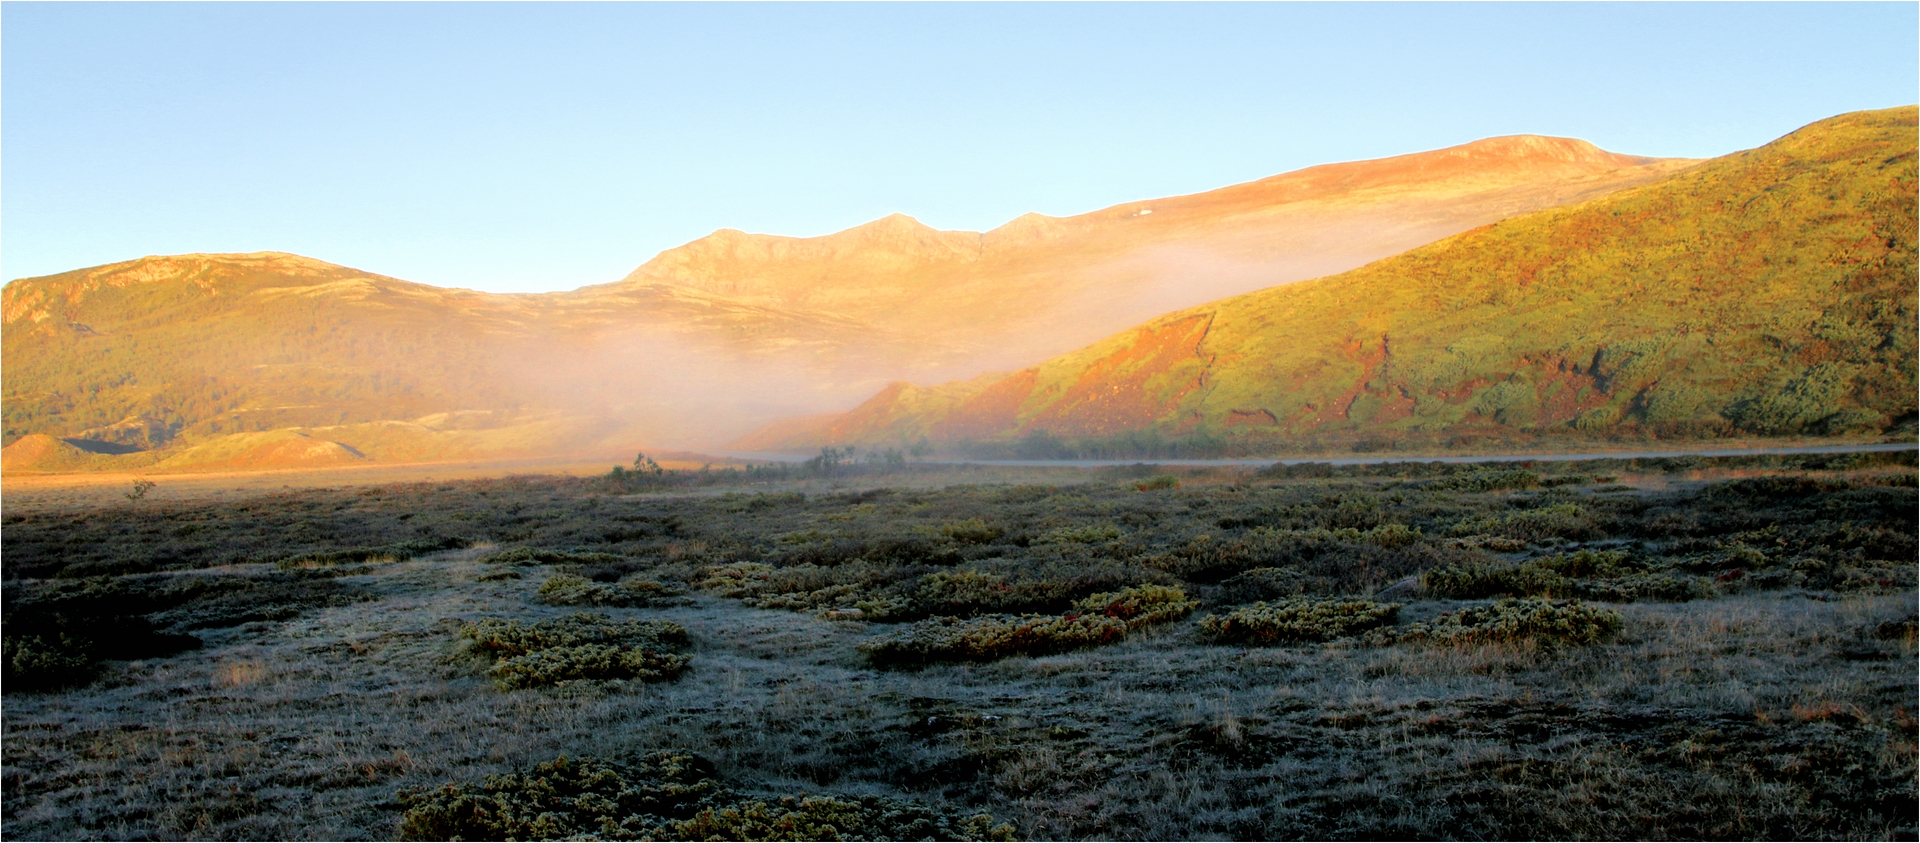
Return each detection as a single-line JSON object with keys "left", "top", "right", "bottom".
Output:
{"left": 0, "top": 253, "right": 878, "bottom": 456}
{"left": 766, "top": 107, "right": 1918, "bottom": 453}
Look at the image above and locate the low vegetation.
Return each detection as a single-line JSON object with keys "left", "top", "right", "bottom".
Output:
{"left": 1379, "top": 598, "right": 1623, "bottom": 647}
{"left": 2, "top": 450, "right": 1914, "bottom": 839}
{"left": 397, "top": 752, "right": 1012, "bottom": 842}
{"left": 460, "top": 613, "right": 690, "bottom": 689}
{"left": 537, "top": 574, "right": 687, "bottom": 608}
{"left": 860, "top": 585, "right": 1197, "bottom": 667}
{"left": 1199, "top": 598, "right": 1402, "bottom": 644}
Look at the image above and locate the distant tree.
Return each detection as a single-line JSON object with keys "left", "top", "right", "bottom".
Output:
{"left": 804, "top": 446, "right": 855, "bottom": 477}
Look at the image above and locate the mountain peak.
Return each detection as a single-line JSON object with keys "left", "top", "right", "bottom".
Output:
{"left": 1442, "top": 134, "right": 1653, "bottom": 166}
{"left": 619, "top": 213, "right": 983, "bottom": 296}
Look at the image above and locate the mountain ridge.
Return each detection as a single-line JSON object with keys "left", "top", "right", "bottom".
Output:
{"left": 3, "top": 130, "right": 1704, "bottom": 469}
{"left": 735, "top": 107, "right": 1918, "bottom": 455}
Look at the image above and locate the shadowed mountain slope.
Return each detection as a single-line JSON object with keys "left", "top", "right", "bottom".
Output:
{"left": 740, "top": 107, "right": 1918, "bottom": 454}
{"left": 3, "top": 133, "right": 1692, "bottom": 468}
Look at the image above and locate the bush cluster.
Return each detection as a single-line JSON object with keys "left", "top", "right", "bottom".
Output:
{"left": 1198, "top": 598, "right": 1402, "bottom": 644}
{"left": 1034, "top": 523, "right": 1123, "bottom": 545}
{"left": 1134, "top": 475, "right": 1180, "bottom": 492}
{"left": 937, "top": 519, "right": 1005, "bottom": 544}
{"left": 537, "top": 574, "right": 687, "bottom": 608}
{"left": 1378, "top": 598, "right": 1622, "bottom": 647}
{"left": 1447, "top": 501, "right": 1603, "bottom": 542}
{"left": 480, "top": 546, "right": 626, "bottom": 566}
{"left": 397, "top": 753, "right": 1012, "bottom": 842}
{"left": 460, "top": 613, "right": 690, "bottom": 689}
{"left": 1213, "top": 566, "right": 1309, "bottom": 604}
{"left": 277, "top": 535, "right": 469, "bottom": 568}
{"left": 1424, "top": 550, "right": 1714, "bottom": 602}
{"left": 860, "top": 585, "right": 1196, "bottom": 666}
{"left": 3, "top": 571, "right": 367, "bottom": 690}
{"left": 1428, "top": 469, "right": 1542, "bottom": 493}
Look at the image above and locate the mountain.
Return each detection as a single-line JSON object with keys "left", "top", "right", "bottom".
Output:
{"left": 2, "top": 133, "right": 1692, "bottom": 469}
{"left": 740, "top": 107, "right": 1918, "bottom": 455}
{"left": 617, "top": 135, "right": 1693, "bottom": 379}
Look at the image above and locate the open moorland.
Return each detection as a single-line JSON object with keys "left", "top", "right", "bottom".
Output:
{"left": 3, "top": 450, "right": 1914, "bottom": 840}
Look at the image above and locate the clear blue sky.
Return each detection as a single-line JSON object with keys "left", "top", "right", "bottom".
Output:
{"left": 5, "top": 2, "right": 1915, "bottom": 293}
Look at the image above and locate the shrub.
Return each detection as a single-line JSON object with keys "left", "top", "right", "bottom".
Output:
{"left": 861, "top": 585, "right": 1195, "bottom": 666}
{"left": 1424, "top": 560, "right": 1574, "bottom": 599}
{"left": 1034, "top": 523, "right": 1123, "bottom": 544}
{"left": 396, "top": 753, "right": 1011, "bottom": 842}
{"left": 460, "top": 613, "right": 690, "bottom": 689}
{"left": 859, "top": 614, "right": 1127, "bottom": 666}
{"left": 1424, "top": 550, "right": 1713, "bottom": 602}
{"left": 1380, "top": 598, "right": 1621, "bottom": 647}
{"left": 1198, "top": 599, "right": 1401, "bottom": 644}
{"left": 480, "top": 546, "right": 625, "bottom": 566}
{"left": 700, "top": 563, "right": 776, "bottom": 598}
{"left": 2, "top": 632, "right": 96, "bottom": 690}
{"left": 1214, "top": 566, "right": 1309, "bottom": 604}
{"left": 277, "top": 536, "right": 469, "bottom": 568}
{"left": 1071, "top": 584, "right": 1198, "bottom": 626}
{"left": 1135, "top": 475, "right": 1180, "bottom": 491}
{"left": 1447, "top": 502, "right": 1602, "bottom": 542}
{"left": 538, "top": 574, "right": 687, "bottom": 608}
{"left": 1429, "top": 470, "right": 1541, "bottom": 493}
{"left": 938, "top": 519, "right": 1005, "bottom": 544}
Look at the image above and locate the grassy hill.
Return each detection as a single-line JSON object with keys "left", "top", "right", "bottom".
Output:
{"left": 0, "top": 253, "right": 895, "bottom": 460}
{"left": 4, "top": 134, "right": 1687, "bottom": 469}
{"left": 742, "top": 107, "right": 1918, "bottom": 455}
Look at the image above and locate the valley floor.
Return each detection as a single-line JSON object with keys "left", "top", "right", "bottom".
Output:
{"left": 2, "top": 453, "right": 1915, "bottom": 840}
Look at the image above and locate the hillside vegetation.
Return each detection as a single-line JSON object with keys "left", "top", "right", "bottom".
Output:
{"left": 3, "top": 135, "right": 1688, "bottom": 469}
{"left": 746, "top": 107, "right": 1917, "bottom": 454}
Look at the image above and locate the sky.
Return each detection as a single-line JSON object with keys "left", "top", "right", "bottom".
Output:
{"left": 4, "top": 2, "right": 1916, "bottom": 294}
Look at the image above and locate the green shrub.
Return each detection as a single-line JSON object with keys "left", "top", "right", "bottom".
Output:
{"left": 1134, "top": 475, "right": 1180, "bottom": 491}
{"left": 1215, "top": 566, "right": 1309, "bottom": 604}
{"left": 1380, "top": 598, "right": 1622, "bottom": 647}
{"left": 1070, "top": 584, "right": 1198, "bottom": 626}
{"left": 460, "top": 613, "right": 690, "bottom": 689}
{"left": 537, "top": 574, "right": 687, "bottom": 608}
{"left": 699, "top": 562, "right": 776, "bottom": 598}
{"left": 861, "top": 585, "right": 1195, "bottom": 666}
{"left": 937, "top": 519, "right": 1005, "bottom": 544}
{"left": 1034, "top": 523, "right": 1123, "bottom": 544}
{"left": 656, "top": 795, "right": 1013, "bottom": 842}
{"left": 2, "top": 632, "right": 96, "bottom": 690}
{"left": 277, "top": 536, "right": 468, "bottom": 568}
{"left": 1198, "top": 599, "right": 1401, "bottom": 644}
{"left": 1424, "top": 550, "right": 1713, "bottom": 602}
{"left": 1447, "top": 502, "right": 1601, "bottom": 542}
{"left": 480, "top": 546, "right": 624, "bottom": 566}
{"left": 397, "top": 753, "right": 1011, "bottom": 842}
{"left": 1429, "top": 469, "right": 1541, "bottom": 493}
{"left": 859, "top": 613, "right": 1126, "bottom": 666}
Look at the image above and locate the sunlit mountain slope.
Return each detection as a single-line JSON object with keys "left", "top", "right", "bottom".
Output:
{"left": 1, "top": 132, "right": 1694, "bottom": 469}
{"left": 741, "top": 107, "right": 1917, "bottom": 454}
{"left": 620, "top": 135, "right": 1693, "bottom": 378}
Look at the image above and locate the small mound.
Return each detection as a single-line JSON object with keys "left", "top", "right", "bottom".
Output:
{"left": 154, "top": 430, "right": 369, "bottom": 471}
{"left": 2, "top": 434, "right": 92, "bottom": 472}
